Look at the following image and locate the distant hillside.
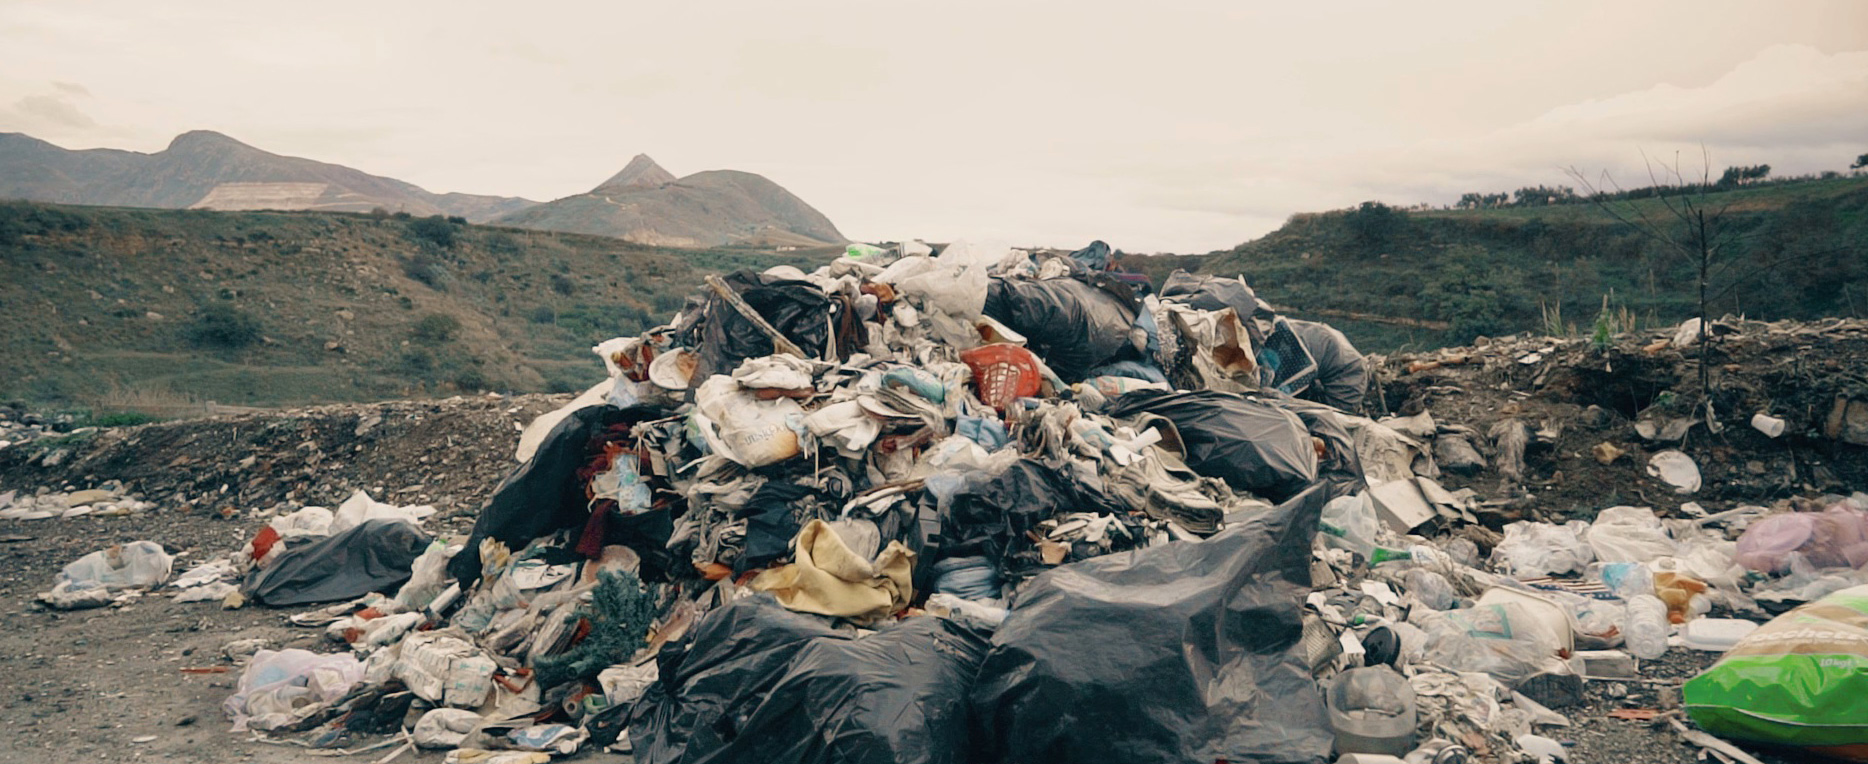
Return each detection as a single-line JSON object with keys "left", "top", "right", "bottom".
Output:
{"left": 493, "top": 154, "right": 846, "bottom": 248}
{"left": 0, "top": 131, "right": 536, "bottom": 222}
{"left": 1166, "top": 175, "right": 1868, "bottom": 352}
{"left": 0, "top": 201, "right": 831, "bottom": 411}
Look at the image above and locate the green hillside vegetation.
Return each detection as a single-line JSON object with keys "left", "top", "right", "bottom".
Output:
{"left": 1185, "top": 173, "right": 1868, "bottom": 352}
{"left": 0, "top": 202, "right": 827, "bottom": 414}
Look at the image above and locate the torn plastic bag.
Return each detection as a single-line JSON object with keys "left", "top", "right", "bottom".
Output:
{"left": 981, "top": 276, "right": 1140, "bottom": 383}
{"left": 1286, "top": 319, "right": 1369, "bottom": 412}
{"left": 1160, "top": 270, "right": 1268, "bottom": 318}
{"left": 450, "top": 406, "right": 674, "bottom": 586}
{"left": 244, "top": 519, "right": 431, "bottom": 607}
{"left": 1157, "top": 303, "right": 1258, "bottom": 394}
{"left": 1069, "top": 239, "right": 1113, "bottom": 271}
{"left": 1685, "top": 584, "right": 1868, "bottom": 760}
{"left": 691, "top": 271, "right": 833, "bottom": 381}
{"left": 1105, "top": 389, "right": 1319, "bottom": 503}
{"left": 655, "top": 608, "right": 992, "bottom": 764}
{"left": 969, "top": 484, "right": 1332, "bottom": 764}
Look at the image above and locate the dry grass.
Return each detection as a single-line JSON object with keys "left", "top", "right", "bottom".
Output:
{"left": 90, "top": 381, "right": 211, "bottom": 418}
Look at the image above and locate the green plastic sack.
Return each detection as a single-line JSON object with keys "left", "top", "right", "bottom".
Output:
{"left": 1684, "top": 584, "right": 1868, "bottom": 761}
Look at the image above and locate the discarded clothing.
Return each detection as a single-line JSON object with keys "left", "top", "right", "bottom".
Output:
{"left": 749, "top": 519, "right": 916, "bottom": 624}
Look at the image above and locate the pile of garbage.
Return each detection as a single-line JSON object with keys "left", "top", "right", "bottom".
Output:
{"left": 26, "top": 240, "right": 1868, "bottom": 763}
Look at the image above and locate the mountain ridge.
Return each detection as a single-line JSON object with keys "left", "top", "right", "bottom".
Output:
{"left": 0, "top": 131, "right": 845, "bottom": 246}
{"left": 0, "top": 130, "right": 536, "bottom": 222}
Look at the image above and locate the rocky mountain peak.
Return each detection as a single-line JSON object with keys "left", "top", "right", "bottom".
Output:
{"left": 593, "top": 153, "right": 677, "bottom": 192}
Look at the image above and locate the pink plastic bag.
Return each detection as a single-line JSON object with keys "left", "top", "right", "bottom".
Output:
{"left": 1735, "top": 505, "right": 1868, "bottom": 573}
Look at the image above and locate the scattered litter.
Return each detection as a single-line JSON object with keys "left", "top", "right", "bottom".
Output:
{"left": 1646, "top": 450, "right": 1702, "bottom": 494}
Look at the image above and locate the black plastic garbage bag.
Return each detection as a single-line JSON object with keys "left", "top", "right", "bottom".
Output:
{"left": 1105, "top": 389, "right": 1318, "bottom": 502}
{"left": 969, "top": 484, "right": 1333, "bottom": 764}
{"left": 706, "top": 615, "right": 990, "bottom": 764}
{"left": 1275, "top": 394, "right": 1367, "bottom": 501}
{"left": 943, "top": 459, "right": 1128, "bottom": 573}
{"left": 1285, "top": 319, "right": 1369, "bottom": 413}
{"left": 736, "top": 481, "right": 814, "bottom": 575}
{"left": 245, "top": 519, "right": 431, "bottom": 607}
{"left": 982, "top": 277, "right": 1138, "bottom": 382}
{"left": 1161, "top": 270, "right": 1269, "bottom": 319}
{"left": 694, "top": 271, "right": 832, "bottom": 382}
{"left": 627, "top": 594, "right": 991, "bottom": 764}
{"left": 449, "top": 405, "right": 675, "bottom": 586}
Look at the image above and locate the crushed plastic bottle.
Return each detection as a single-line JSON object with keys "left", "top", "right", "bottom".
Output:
{"left": 1624, "top": 594, "right": 1670, "bottom": 659}
{"left": 1403, "top": 569, "right": 1457, "bottom": 610}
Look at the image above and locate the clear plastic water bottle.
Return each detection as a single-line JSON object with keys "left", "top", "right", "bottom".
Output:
{"left": 1625, "top": 594, "right": 1670, "bottom": 659}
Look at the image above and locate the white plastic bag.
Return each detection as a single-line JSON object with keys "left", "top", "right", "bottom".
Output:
{"left": 331, "top": 490, "right": 434, "bottom": 534}
{"left": 58, "top": 540, "right": 172, "bottom": 590}
{"left": 1585, "top": 506, "right": 1676, "bottom": 563}
{"left": 225, "top": 649, "right": 362, "bottom": 731}
{"left": 1492, "top": 521, "right": 1594, "bottom": 576}
{"left": 395, "top": 541, "right": 460, "bottom": 610}
{"left": 269, "top": 506, "right": 334, "bottom": 538}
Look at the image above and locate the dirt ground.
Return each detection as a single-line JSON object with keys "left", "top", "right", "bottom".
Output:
{"left": 0, "top": 393, "right": 597, "bottom": 764}
{"left": 3, "top": 319, "right": 1864, "bottom": 763}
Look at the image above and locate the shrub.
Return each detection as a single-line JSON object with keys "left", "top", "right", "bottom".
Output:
{"left": 407, "top": 215, "right": 457, "bottom": 249}
{"left": 452, "top": 368, "right": 489, "bottom": 392}
{"left": 411, "top": 312, "right": 461, "bottom": 345}
{"left": 549, "top": 273, "right": 575, "bottom": 296}
{"left": 186, "top": 304, "right": 263, "bottom": 349}
{"left": 402, "top": 253, "right": 448, "bottom": 290}
{"left": 483, "top": 231, "right": 522, "bottom": 257}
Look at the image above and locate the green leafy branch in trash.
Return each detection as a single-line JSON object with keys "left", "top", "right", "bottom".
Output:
{"left": 533, "top": 568, "right": 656, "bottom": 688}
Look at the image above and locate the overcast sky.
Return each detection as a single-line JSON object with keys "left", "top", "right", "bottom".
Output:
{"left": 3, "top": 1, "right": 1865, "bottom": 252}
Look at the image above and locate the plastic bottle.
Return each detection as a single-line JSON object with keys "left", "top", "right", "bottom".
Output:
{"left": 1369, "top": 544, "right": 1445, "bottom": 568}
{"left": 1625, "top": 594, "right": 1670, "bottom": 659}
{"left": 1586, "top": 561, "right": 1655, "bottom": 600}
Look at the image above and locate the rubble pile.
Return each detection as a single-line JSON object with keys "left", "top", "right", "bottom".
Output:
{"left": 0, "top": 404, "right": 73, "bottom": 451}
{"left": 8, "top": 241, "right": 1868, "bottom": 764}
